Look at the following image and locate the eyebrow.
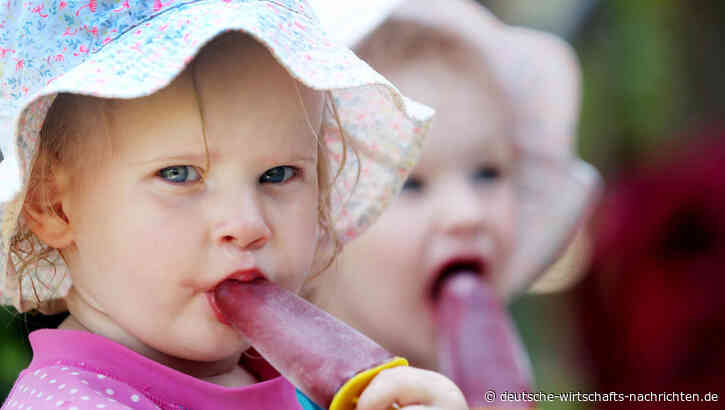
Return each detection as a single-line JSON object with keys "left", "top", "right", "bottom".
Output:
{"left": 129, "top": 152, "right": 215, "bottom": 166}
{"left": 130, "top": 152, "right": 316, "bottom": 166}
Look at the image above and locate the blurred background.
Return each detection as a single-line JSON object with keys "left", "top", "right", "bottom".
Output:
{"left": 486, "top": 0, "right": 725, "bottom": 408}
{"left": 2, "top": 0, "right": 725, "bottom": 407}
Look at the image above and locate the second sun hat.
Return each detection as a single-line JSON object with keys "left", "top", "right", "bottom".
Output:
{"left": 0, "top": 0, "right": 433, "bottom": 313}
{"left": 338, "top": 0, "right": 601, "bottom": 299}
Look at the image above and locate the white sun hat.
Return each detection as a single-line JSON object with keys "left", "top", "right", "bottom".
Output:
{"left": 0, "top": 0, "right": 433, "bottom": 313}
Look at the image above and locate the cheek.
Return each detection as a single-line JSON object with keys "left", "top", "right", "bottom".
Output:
{"left": 67, "top": 176, "right": 125, "bottom": 261}
{"left": 343, "top": 201, "right": 427, "bottom": 282}
{"left": 269, "top": 188, "right": 320, "bottom": 283}
{"left": 124, "top": 204, "right": 201, "bottom": 262}
{"left": 72, "top": 184, "right": 202, "bottom": 281}
{"left": 488, "top": 183, "right": 518, "bottom": 258}
{"left": 284, "top": 188, "right": 319, "bottom": 242}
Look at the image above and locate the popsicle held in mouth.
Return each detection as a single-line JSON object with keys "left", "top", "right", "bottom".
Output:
{"left": 436, "top": 273, "right": 534, "bottom": 408}
{"left": 213, "top": 279, "right": 408, "bottom": 410}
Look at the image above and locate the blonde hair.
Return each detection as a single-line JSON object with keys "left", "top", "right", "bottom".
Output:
{"left": 8, "top": 93, "right": 90, "bottom": 305}
{"left": 312, "top": 92, "right": 352, "bottom": 275}
{"left": 10, "top": 49, "right": 354, "bottom": 309}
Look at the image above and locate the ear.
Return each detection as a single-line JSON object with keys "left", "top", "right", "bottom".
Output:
{"left": 22, "top": 167, "right": 74, "bottom": 250}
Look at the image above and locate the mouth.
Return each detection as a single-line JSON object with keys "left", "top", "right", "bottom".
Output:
{"left": 207, "top": 270, "right": 267, "bottom": 325}
{"left": 429, "top": 257, "right": 488, "bottom": 302}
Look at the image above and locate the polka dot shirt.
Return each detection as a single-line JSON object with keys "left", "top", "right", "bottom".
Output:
{"left": 2, "top": 330, "right": 303, "bottom": 409}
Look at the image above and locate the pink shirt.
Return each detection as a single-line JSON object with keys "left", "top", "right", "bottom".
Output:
{"left": 2, "top": 329, "right": 303, "bottom": 409}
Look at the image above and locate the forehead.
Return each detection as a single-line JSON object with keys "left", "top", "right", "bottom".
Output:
{"left": 98, "top": 33, "right": 323, "bottom": 159}
{"left": 387, "top": 52, "right": 513, "bottom": 165}
{"left": 191, "top": 32, "right": 324, "bottom": 149}
{"left": 99, "top": 68, "right": 204, "bottom": 157}
{"left": 397, "top": 53, "right": 503, "bottom": 123}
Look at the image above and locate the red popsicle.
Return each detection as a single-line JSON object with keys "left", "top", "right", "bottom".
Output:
{"left": 213, "top": 279, "right": 408, "bottom": 409}
{"left": 436, "top": 273, "right": 534, "bottom": 408}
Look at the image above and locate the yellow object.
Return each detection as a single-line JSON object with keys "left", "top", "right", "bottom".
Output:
{"left": 329, "top": 357, "right": 409, "bottom": 410}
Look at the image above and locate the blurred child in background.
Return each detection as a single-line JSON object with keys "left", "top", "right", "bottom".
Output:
{"left": 306, "top": 0, "right": 599, "bottom": 406}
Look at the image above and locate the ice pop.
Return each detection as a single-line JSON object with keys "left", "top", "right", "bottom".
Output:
{"left": 436, "top": 273, "right": 534, "bottom": 407}
{"left": 213, "top": 279, "right": 408, "bottom": 409}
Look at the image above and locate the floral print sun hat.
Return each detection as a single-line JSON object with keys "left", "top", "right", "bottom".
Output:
{"left": 0, "top": 0, "right": 433, "bottom": 313}
{"left": 352, "top": 0, "right": 601, "bottom": 299}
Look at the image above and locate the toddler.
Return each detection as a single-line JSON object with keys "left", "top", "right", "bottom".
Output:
{"left": 0, "top": 1, "right": 467, "bottom": 409}
{"left": 307, "top": 0, "right": 599, "bottom": 402}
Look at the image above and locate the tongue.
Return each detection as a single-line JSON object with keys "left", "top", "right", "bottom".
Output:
{"left": 436, "top": 273, "right": 533, "bottom": 407}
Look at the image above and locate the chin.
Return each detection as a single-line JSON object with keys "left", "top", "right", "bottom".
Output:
{"left": 178, "top": 342, "right": 244, "bottom": 363}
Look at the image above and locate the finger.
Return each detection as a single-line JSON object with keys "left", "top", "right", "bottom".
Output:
{"left": 356, "top": 366, "right": 466, "bottom": 410}
{"left": 357, "top": 367, "right": 432, "bottom": 409}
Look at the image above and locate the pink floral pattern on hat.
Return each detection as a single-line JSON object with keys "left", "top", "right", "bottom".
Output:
{"left": 0, "top": 0, "right": 433, "bottom": 312}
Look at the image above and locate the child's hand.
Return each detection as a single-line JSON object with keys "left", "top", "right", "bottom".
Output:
{"left": 356, "top": 366, "right": 468, "bottom": 409}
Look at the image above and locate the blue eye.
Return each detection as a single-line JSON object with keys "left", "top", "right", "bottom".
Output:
{"left": 401, "top": 176, "right": 424, "bottom": 193}
{"left": 158, "top": 166, "right": 201, "bottom": 184}
{"left": 260, "top": 166, "right": 298, "bottom": 184}
{"left": 473, "top": 165, "right": 500, "bottom": 182}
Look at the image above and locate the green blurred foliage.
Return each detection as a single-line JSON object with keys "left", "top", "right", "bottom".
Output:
{"left": 575, "top": 0, "right": 689, "bottom": 173}
{"left": 0, "top": 308, "right": 31, "bottom": 399}
{"left": 510, "top": 293, "right": 591, "bottom": 410}
{"left": 1, "top": 309, "right": 66, "bottom": 400}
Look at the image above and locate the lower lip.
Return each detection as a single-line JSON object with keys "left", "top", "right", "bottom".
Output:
{"left": 207, "top": 274, "right": 265, "bottom": 325}
{"left": 207, "top": 291, "right": 232, "bottom": 326}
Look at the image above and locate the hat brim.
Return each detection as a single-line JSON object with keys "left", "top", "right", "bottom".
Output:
{"left": 500, "top": 153, "right": 601, "bottom": 300}
{"left": 0, "top": 0, "right": 433, "bottom": 312}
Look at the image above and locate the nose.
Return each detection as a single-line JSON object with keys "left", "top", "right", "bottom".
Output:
{"left": 433, "top": 181, "right": 486, "bottom": 237}
{"left": 213, "top": 194, "right": 271, "bottom": 251}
